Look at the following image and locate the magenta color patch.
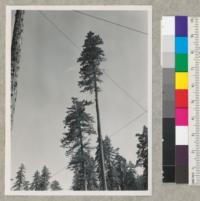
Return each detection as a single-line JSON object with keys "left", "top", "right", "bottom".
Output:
{"left": 176, "top": 108, "right": 188, "bottom": 125}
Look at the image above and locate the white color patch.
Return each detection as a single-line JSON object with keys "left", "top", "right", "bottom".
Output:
{"left": 176, "top": 126, "right": 188, "bottom": 145}
{"left": 161, "top": 16, "right": 175, "bottom": 36}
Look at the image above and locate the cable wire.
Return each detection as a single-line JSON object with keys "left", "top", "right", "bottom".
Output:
{"left": 73, "top": 10, "right": 148, "bottom": 35}
{"left": 38, "top": 11, "right": 148, "bottom": 137}
{"left": 38, "top": 11, "right": 80, "bottom": 49}
{"left": 50, "top": 165, "right": 68, "bottom": 178}
{"left": 38, "top": 11, "right": 146, "bottom": 112}
{"left": 110, "top": 111, "right": 146, "bottom": 137}
{"left": 105, "top": 72, "right": 147, "bottom": 112}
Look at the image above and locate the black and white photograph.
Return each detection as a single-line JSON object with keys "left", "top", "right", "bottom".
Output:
{"left": 5, "top": 5, "right": 152, "bottom": 196}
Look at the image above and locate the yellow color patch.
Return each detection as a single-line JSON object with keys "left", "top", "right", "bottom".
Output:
{"left": 176, "top": 72, "right": 188, "bottom": 89}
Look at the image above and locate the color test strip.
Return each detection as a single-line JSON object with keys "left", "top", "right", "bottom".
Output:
{"left": 161, "top": 16, "right": 175, "bottom": 182}
{"left": 162, "top": 16, "right": 200, "bottom": 185}
{"left": 188, "top": 17, "right": 200, "bottom": 185}
{"left": 175, "top": 16, "right": 189, "bottom": 184}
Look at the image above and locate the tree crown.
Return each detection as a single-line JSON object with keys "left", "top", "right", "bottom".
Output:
{"left": 77, "top": 31, "right": 105, "bottom": 93}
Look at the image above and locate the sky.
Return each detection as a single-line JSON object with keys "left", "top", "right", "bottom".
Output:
{"left": 11, "top": 9, "right": 148, "bottom": 190}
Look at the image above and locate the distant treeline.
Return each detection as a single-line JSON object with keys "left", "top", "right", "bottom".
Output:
{"left": 12, "top": 124, "right": 147, "bottom": 191}
{"left": 12, "top": 165, "right": 62, "bottom": 191}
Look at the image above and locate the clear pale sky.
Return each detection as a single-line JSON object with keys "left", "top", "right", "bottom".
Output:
{"left": 11, "top": 10, "right": 148, "bottom": 190}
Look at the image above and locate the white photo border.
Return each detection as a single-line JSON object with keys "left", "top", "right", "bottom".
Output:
{"left": 5, "top": 5, "right": 152, "bottom": 196}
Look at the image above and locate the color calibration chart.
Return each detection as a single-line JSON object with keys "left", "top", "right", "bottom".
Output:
{"left": 161, "top": 16, "right": 200, "bottom": 185}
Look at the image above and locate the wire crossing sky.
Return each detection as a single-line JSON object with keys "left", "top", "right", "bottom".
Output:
{"left": 73, "top": 10, "right": 148, "bottom": 35}
{"left": 35, "top": 13, "right": 148, "bottom": 174}
{"left": 38, "top": 11, "right": 147, "bottom": 113}
{"left": 11, "top": 10, "right": 148, "bottom": 190}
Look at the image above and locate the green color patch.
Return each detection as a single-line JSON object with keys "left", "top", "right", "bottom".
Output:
{"left": 175, "top": 54, "right": 188, "bottom": 72}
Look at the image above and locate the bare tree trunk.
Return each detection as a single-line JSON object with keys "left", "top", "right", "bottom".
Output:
{"left": 11, "top": 10, "right": 25, "bottom": 128}
{"left": 94, "top": 73, "right": 107, "bottom": 190}
{"left": 80, "top": 131, "right": 87, "bottom": 191}
{"left": 76, "top": 102, "right": 87, "bottom": 191}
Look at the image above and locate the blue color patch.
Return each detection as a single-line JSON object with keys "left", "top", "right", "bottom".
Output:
{"left": 175, "top": 37, "right": 188, "bottom": 53}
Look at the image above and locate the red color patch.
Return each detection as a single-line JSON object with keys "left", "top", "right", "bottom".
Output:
{"left": 176, "top": 90, "right": 188, "bottom": 108}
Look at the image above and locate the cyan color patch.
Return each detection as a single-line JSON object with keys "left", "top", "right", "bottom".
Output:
{"left": 175, "top": 37, "right": 188, "bottom": 53}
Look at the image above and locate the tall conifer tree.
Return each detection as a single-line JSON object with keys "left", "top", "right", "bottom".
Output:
{"left": 77, "top": 31, "right": 107, "bottom": 190}
{"left": 30, "top": 170, "right": 41, "bottom": 191}
{"left": 61, "top": 98, "right": 96, "bottom": 190}
{"left": 12, "top": 163, "right": 26, "bottom": 191}
{"left": 40, "top": 166, "right": 51, "bottom": 190}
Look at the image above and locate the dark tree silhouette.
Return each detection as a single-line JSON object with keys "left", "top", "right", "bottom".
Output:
{"left": 96, "top": 136, "right": 119, "bottom": 190}
{"left": 12, "top": 163, "right": 26, "bottom": 190}
{"left": 115, "top": 154, "right": 127, "bottom": 190}
{"left": 136, "top": 125, "right": 148, "bottom": 190}
{"left": 77, "top": 31, "right": 107, "bottom": 190}
{"left": 30, "top": 170, "right": 41, "bottom": 191}
{"left": 40, "top": 166, "right": 51, "bottom": 190}
{"left": 135, "top": 175, "right": 146, "bottom": 190}
{"left": 96, "top": 136, "right": 137, "bottom": 190}
{"left": 85, "top": 155, "right": 98, "bottom": 190}
{"left": 124, "top": 162, "right": 137, "bottom": 190}
{"left": 71, "top": 152, "right": 98, "bottom": 190}
{"left": 12, "top": 165, "right": 64, "bottom": 191}
{"left": 61, "top": 97, "right": 96, "bottom": 190}
{"left": 50, "top": 180, "right": 62, "bottom": 191}
{"left": 23, "top": 181, "right": 30, "bottom": 191}
{"left": 11, "top": 10, "right": 25, "bottom": 127}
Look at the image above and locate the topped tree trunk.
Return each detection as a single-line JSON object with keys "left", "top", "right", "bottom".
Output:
{"left": 77, "top": 31, "right": 107, "bottom": 190}
{"left": 11, "top": 10, "right": 25, "bottom": 128}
